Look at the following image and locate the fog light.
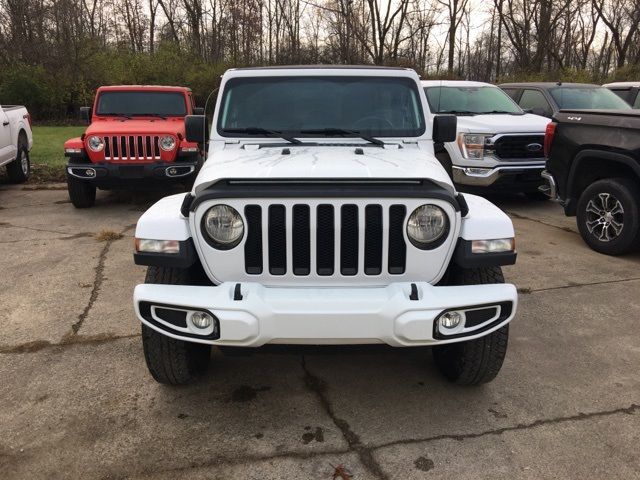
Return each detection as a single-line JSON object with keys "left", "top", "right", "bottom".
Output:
{"left": 440, "top": 311, "right": 462, "bottom": 329}
{"left": 191, "top": 311, "right": 213, "bottom": 329}
{"left": 85, "top": 168, "right": 95, "bottom": 177}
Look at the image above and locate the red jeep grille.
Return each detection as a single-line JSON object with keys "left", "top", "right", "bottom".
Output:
{"left": 103, "top": 135, "right": 160, "bottom": 161}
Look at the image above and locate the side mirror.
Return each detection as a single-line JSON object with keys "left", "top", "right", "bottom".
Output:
{"left": 80, "top": 107, "right": 91, "bottom": 124}
{"left": 193, "top": 107, "right": 205, "bottom": 115}
{"left": 185, "top": 115, "right": 208, "bottom": 143}
{"left": 432, "top": 115, "right": 457, "bottom": 143}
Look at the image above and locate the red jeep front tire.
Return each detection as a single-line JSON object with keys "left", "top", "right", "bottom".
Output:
{"left": 67, "top": 173, "right": 96, "bottom": 208}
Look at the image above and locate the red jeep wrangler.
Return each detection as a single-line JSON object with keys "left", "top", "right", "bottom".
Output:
{"left": 64, "top": 85, "right": 204, "bottom": 208}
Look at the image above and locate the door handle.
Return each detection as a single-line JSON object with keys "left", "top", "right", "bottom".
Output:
{"left": 2, "top": 121, "right": 9, "bottom": 126}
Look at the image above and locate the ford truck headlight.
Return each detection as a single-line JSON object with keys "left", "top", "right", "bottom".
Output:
{"left": 407, "top": 204, "right": 449, "bottom": 249}
{"left": 87, "top": 136, "right": 104, "bottom": 152}
{"left": 457, "top": 133, "right": 493, "bottom": 159}
{"left": 159, "top": 135, "right": 176, "bottom": 151}
{"left": 202, "top": 205, "right": 244, "bottom": 249}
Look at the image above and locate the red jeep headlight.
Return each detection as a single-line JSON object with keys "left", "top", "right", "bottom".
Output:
{"left": 159, "top": 136, "right": 176, "bottom": 151}
{"left": 87, "top": 136, "right": 104, "bottom": 152}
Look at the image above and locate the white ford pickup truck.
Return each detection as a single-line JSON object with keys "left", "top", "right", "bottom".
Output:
{"left": 0, "top": 104, "right": 33, "bottom": 183}
{"left": 133, "top": 66, "right": 519, "bottom": 386}
{"left": 422, "top": 80, "right": 549, "bottom": 196}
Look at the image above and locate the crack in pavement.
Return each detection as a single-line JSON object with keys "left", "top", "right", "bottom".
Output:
{"left": 67, "top": 224, "right": 135, "bottom": 336}
{"left": 518, "top": 276, "right": 640, "bottom": 295}
{"left": 0, "top": 333, "right": 140, "bottom": 354}
{"left": 126, "top": 393, "right": 639, "bottom": 476}
{"left": 371, "top": 403, "right": 640, "bottom": 451}
{"left": 301, "top": 355, "right": 389, "bottom": 480}
{"left": 129, "top": 446, "right": 353, "bottom": 477}
{"left": 506, "top": 210, "right": 578, "bottom": 234}
{"left": 0, "top": 221, "right": 79, "bottom": 237}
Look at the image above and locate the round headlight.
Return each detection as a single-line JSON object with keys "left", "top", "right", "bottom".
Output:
{"left": 159, "top": 135, "right": 176, "bottom": 151}
{"left": 87, "top": 136, "right": 104, "bottom": 152}
{"left": 202, "top": 205, "right": 244, "bottom": 249}
{"left": 407, "top": 204, "right": 449, "bottom": 249}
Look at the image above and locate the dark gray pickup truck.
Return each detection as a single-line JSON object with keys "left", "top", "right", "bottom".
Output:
{"left": 542, "top": 109, "right": 640, "bottom": 255}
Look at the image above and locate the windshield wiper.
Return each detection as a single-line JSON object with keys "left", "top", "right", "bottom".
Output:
{"left": 298, "top": 128, "right": 384, "bottom": 146}
{"left": 104, "top": 113, "right": 132, "bottom": 119}
{"left": 134, "top": 113, "right": 168, "bottom": 120}
{"left": 480, "top": 110, "right": 524, "bottom": 115}
{"left": 438, "top": 110, "right": 478, "bottom": 116}
{"left": 222, "top": 127, "right": 302, "bottom": 145}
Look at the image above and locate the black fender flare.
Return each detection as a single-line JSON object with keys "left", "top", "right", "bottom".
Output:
{"left": 566, "top": 149, "right": 640, "bottom": 214}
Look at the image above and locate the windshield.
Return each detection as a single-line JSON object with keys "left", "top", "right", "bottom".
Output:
{"left": 217, "top": 76, "right": 425, "bottom": 138}
{"left": 425, "top": 85, "right": 522, "bottom": 114}
{"left": 550, "top": 87, "right": 631, "bottom": 110}
{"left": 96, "top": 91, "right": 187, "bottom": 116}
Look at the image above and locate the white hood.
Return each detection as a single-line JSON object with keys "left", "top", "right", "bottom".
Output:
{"left": 456, "top": 113, "right": 550, "bottom": 134}
{"left": 194, "top": 143, "right": 455, "bottom": 193}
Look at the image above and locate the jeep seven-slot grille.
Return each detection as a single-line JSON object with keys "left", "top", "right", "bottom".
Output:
{"left": 244, "top": 204, "right": 407, "bottom": 276}
{"left": 493, "top": 135, "right": 545, "bottom": 160}
{"left": 103, "top": 135, "right": 161, "bottom": 160}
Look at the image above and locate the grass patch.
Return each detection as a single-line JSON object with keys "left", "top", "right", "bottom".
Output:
{"left": 94, "top": 230, "right": 123, "bottom": 242}
{"left": 29, "top": 125, "right": 85, "bottom": 183}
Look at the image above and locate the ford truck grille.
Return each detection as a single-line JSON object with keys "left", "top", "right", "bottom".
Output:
{"left": 243, "top": 203, "right": 407, "bottom": 276}
{"left": 493, "top": 135, "right": 545, "bottom": 160}
{"left": 103, "top": 135, "right": 161, "bottom": 161}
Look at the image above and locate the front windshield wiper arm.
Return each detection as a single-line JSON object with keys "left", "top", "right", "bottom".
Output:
{"left": 438, "top": 110, "right": 477, "bottom": 116}
{"left": 298, "top": 128, "right": 385, "bottom": 146}
{"left": 481, "top": 110, "right": 524, "bottom": 115}
{"left": 222, "top": 127, "right": 302, "bottom": 145}
{"left": 104, "top": 113, "right": 132, "bottom": 119}
{"left": 134, "top": 113, "right": 168, "bottom": 120}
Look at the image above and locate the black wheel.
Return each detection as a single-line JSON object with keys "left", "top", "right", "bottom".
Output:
{"left": 432, "top": 266, "right": 509, "bottom": 385}
{"left": 67, "top": 173, "right": 96, "bottom": 208}
{"left": 576, "top": 178, "right": 640, "bottom": 255}
{"left": 435, "top": 151, "right": 453, "bottom": 180}
{"left": 6, "top": 139, "right": 30, "bottom": 183}
{"left": 142, "top": 266, "right": 211, "bottom": 385}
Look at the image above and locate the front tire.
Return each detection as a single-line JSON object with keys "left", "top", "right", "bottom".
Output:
{"left": 6, "top": 141, "right": 30, "bottom": 183}
{"left": 576, "top": 178, "right": 640, "bottom": 255}
{"left": 67, "top": 173, "right": 96, "bottom": 208}
{"left": 141, "top": 266, "right": 211, "bottom": 385}
{"left": 432, "top": 266, "right": 509, "bottom": 385}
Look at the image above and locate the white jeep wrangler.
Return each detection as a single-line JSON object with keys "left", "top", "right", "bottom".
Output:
{"left": 133, "top": 66, "right": 518, "bottom": 386}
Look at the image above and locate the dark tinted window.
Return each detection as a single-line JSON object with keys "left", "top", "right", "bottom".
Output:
{"left": 501, "top": 88, "right": 520, "bottom": 101}
{"left": 519, "top": 89, "right": 552, "bottom": 114}
{"left": 550, "top": 87, "right": 631, "bottom": 110}
{"left": 424, "top": 85, "right": 522, "bottom": 114}
{"left": 96, "top": 91, "right": 187, "bottom": 116}
{"left": 218, "top": 76, "right": 425, "bottom": 137}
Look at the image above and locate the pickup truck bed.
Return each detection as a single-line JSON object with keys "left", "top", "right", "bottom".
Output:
{"left": 543, "top": 109, "right": 640, "bottom": 255}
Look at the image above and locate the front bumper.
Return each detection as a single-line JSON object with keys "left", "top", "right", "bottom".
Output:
{"left": 66, "top": 160, "right": 198, "bottom": 184}
{"left": 133, "top": 282, "right": 517, "bottom": 347}
{"left": 540, "top": 170, "right": 558, "bottom": 199}
{"left": 453, "top": 164, "right": 545, "bottom": 189}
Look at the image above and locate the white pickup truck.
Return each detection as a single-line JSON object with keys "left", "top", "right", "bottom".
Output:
{"left": 0, "top": 104, "right": 33, "bottom": 183}
{"left": 132, "top": 66, "right": 519, "bottom": 386}
{"left": 422, "top": 80, "right": 549, "bottom": 197}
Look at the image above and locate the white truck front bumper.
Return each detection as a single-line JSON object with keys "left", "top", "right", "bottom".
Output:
{"left": 134, "top": 282, "right": 517, "bottom": 347}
